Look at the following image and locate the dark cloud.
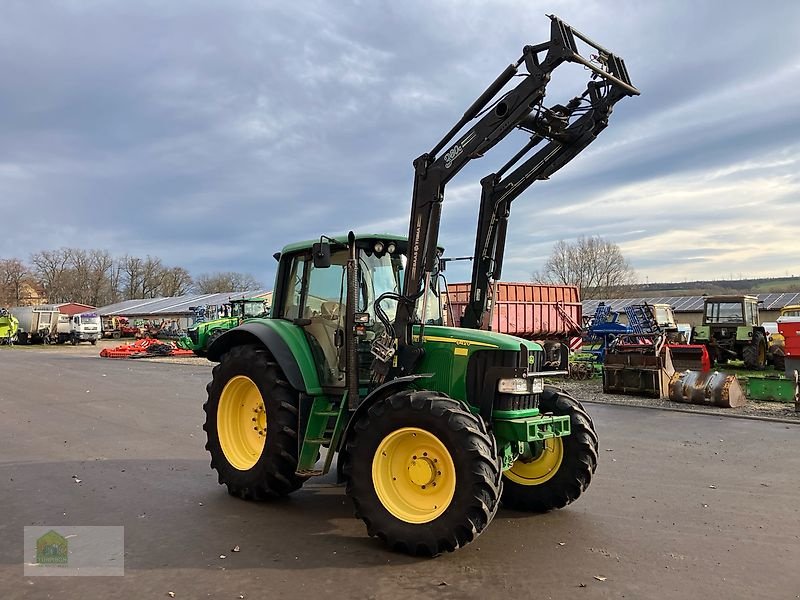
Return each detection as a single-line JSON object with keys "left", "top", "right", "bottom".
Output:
{"left": 1, "top": 1, "right": 798, "bottom": 287}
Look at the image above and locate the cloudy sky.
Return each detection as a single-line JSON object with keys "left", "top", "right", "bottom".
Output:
{"left": 2, "top": 0, "right": 799, "bottom": 287}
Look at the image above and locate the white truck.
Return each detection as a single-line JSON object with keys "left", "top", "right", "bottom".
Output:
{"left": 56, "top": 312, "right": 102, "bottom": 345}
{"left": 9, "top": 305, "right": 61, "bottom": 344}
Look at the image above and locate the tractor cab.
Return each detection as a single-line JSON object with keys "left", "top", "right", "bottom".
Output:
{"left": 694, "top": 295, "right": 767, "bottom": 368}
{"left": 273, "top": 234, "right": 441, "bottom": 387}
{"left": 702, "top": 295, "right": 760, "bottom": 327}
{"left": 227, "top": 298, "right": 268, "bottom": 320}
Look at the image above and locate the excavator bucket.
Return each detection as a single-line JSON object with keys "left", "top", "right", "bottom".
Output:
{"left": 666, "top": 344, "right": 710, "bottom": 372}
{"left": 603, "top": 343, "right": 675, "bottom": 399}
{"left": 668, "top": 370, "right": 746, "bottom": 408}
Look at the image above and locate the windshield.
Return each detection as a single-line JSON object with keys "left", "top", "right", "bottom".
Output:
{"left": 242, "top": 301, "right": 265, "bottom": 318}
{"left": 705, "top": 302, "right": 743, "bottom": 324}
{"left": 654, "top": 306, "right": 673, "bottom": 326}
{"left": 360, "top": 250, "right": 442, "bottom": 325}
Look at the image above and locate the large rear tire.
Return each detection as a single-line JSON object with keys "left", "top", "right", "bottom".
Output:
{"left": 502, "top": 387, "right": 598, "bottom": 512}
{"left": 204, "top": 345, "right": 306, "bottom": 499}
{"left": 342, "top": 390, "right": 502, "bottom": 556}
{"left": 743, "top": 332, "right": 767, "bottom": 370}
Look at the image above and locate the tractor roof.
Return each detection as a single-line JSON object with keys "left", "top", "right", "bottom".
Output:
{"left": 280, "top": 233, "right": 409, "bottom": 255}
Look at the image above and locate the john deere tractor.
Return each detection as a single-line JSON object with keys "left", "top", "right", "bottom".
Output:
{"left": 187, "top": 297, "right": 267, "bottom": 356}
{"left": 202, "top": 15, "right": 638, "bottom": 555}
{"left": 692, "top": 295, "right": 769, "bottom": 369}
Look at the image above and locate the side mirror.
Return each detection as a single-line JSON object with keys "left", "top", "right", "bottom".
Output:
{"left": 312, "top": 242, "right": 331, "bottom": 268}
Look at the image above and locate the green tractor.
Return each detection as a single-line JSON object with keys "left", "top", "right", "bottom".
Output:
{"left": 187, "top": 298, "right": 267, "bottom": 356}
{"left": 692, "top": 295, "right": 769, "bottom": 369}
{"left": 202, "top": 15, "right": 638, "bottom": 555}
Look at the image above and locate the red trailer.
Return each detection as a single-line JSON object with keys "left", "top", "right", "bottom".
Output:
{"left": 445, "top": 282, "right": 582, "bottom": 368}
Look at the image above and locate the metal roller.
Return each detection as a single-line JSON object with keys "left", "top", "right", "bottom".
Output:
{"left": 668, "top": 370, "right": 746, "bottom": 408}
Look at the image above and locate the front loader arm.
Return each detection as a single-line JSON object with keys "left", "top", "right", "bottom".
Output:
{"left": 461, "top": 80, "right": 631, "bottom": 329}
{"left": 382, "top": 15, "right": 639, "bottom": 377}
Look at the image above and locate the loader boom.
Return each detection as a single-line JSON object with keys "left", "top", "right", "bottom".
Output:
{"left": 383, "top": 15, "right": 639, "bottom": 376}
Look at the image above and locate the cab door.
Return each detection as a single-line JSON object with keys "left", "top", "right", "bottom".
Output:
{"left": 279, "top": 252, "right": 347, "bottom": 387}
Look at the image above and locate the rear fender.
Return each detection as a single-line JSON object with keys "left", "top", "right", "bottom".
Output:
{"left": 208, "top": 321, "right": 322, "bottom": 395}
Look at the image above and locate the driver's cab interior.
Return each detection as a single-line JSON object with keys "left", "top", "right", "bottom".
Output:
{"left": 278, "top": 237, "right": 442, "bottom": 388}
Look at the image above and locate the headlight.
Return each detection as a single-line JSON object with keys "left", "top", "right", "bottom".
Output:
{"left": 498, "top": 378, "right": 531, "bottom": 394}
{"left": 497, "top": 377, "right": 544, "bottom": 394}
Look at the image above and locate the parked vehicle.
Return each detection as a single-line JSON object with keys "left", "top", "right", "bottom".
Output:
{"left": 186, "top": 298, "right": 267, "bottom": 356}
{"left": 0, "top": 308, "right": 19, "bottom": 344}
{"left": 9, "top": 305, "right": 60, "bottom": 344}
{"left": 201, "top": 16, "right": 638, "bottom": 555}
{"left": 102, "top": 316, "right": 140, "bottom": 339}
{"left": 56, "top": 312, "right": 102, "bottom": 345}
{"left": 692, "top": 295, "right": 768, "bottom": 369}
{"left": 445, "top": 282, "right": 581, "bottom": 370}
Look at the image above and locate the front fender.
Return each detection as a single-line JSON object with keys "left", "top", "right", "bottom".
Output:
{"left": 335, "top": 373, "right": 433, "bottom": 483}
{"left": 208, "top": 319, "right": 323, "bottom": 395}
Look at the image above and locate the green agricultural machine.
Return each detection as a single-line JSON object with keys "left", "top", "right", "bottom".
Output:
{"left": 692, "top": 295, "right": 769, "bottom": 369}
{"left": 202, "top": 15, "right": 638, "bottom": 555}
{"left": 0, "top": 308, "right": 19, "bottom": 345}
{"left": 187, "top": 297, "right": 267, "bottom": 356}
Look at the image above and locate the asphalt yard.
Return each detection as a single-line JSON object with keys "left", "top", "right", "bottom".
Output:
{"left": 1, "top": 348, "right": 798, "bottom": 599}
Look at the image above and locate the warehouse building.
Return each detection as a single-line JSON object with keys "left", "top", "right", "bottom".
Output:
{"left": 583, "top": 292, "right": 800, "bottom": 327}
{"left": 95, "top": 291, "right": 272, "bottom": 331}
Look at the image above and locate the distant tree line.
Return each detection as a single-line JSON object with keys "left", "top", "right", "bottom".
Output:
{"left": 0, "top": 248, "right": 262, "bottom": 307}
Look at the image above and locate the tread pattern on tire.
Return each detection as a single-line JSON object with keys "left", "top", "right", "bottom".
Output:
{"left": 203, "top": 344, "right": 305, "bottom": 500}
{"left": 342, "top": 389, "right": 502, "bottom": 556}
{"left": 742, "top": 332, "right": 766, "bottom": 370}
{"left": 501, "top": 386, "right": 598, "bottom": 512}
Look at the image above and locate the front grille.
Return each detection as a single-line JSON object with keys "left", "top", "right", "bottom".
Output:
{"left": 188, "top": 329, "right": 198, "bottom": 344}
{"left": 495, "top": 392, "right": 538, "bottom": 411}
{"left": 466, "top": 344, "right": 543, "bottom": 415}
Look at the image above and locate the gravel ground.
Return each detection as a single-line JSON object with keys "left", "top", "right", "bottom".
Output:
{"left": 556, "top": 376, "right": 800, "bottom": 421}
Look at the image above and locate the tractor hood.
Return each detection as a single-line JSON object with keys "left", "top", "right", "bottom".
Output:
{"left": 412, "top": 325, "right": 543, "bottom": 353}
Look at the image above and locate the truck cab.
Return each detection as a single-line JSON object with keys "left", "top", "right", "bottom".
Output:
{"left": 58, "top": 312, "right": 102, "bottom": 345}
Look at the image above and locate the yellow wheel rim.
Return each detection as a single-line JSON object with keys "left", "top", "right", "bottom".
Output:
{"left": 372, "top": 427, "right": 456, "bottom": 524}
{"left": 217, "top": 375, "right": 266, "bottom": 470}
{"left": 505, "top": 438, "right": 564, "bottom": 486}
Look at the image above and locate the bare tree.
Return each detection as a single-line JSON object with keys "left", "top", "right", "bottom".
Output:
{"left": 533, "top": 236, "right": 636, "bottom": 299}
{"left": 0, "top": 258, "right": 31, "bottom": 305}
{"left": 141, "top": 256, "right": 165, "bottom": 298}
{"left": 120, "top": 255, "right": 144, "bottom": 300}
{"left": 159, "top": 266, "right": 193, "bottom": 297}
{"left": 194, "top": 271, "right": 261, "bottom": 294}
{"left": 30, "top": 248, "right": 72, "bottom": 303}
{"left": 87, "top": 249, "right": 115, "bottom": 306}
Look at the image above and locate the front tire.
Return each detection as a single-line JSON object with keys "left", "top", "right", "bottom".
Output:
{"left": 743, "top": 332, "right": 767, "bottom": 370}
{"left": 502, "top": 387, "right": 598, "bottom": 512}
{"left": 206, "top": 329, "right": 225, "bottom": 353}
{"left": 204, "top": 345, "right": 305, "bottom": 499}
{"left": 342, "top": 390, "right": 502, "bottom": 556}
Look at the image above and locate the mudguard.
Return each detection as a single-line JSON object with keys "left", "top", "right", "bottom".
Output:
{"left": 335, "top": 373, "right": 433, "bottom": 482}
{"left": 207, "top": 320, "right": 323, "bottom": 395}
